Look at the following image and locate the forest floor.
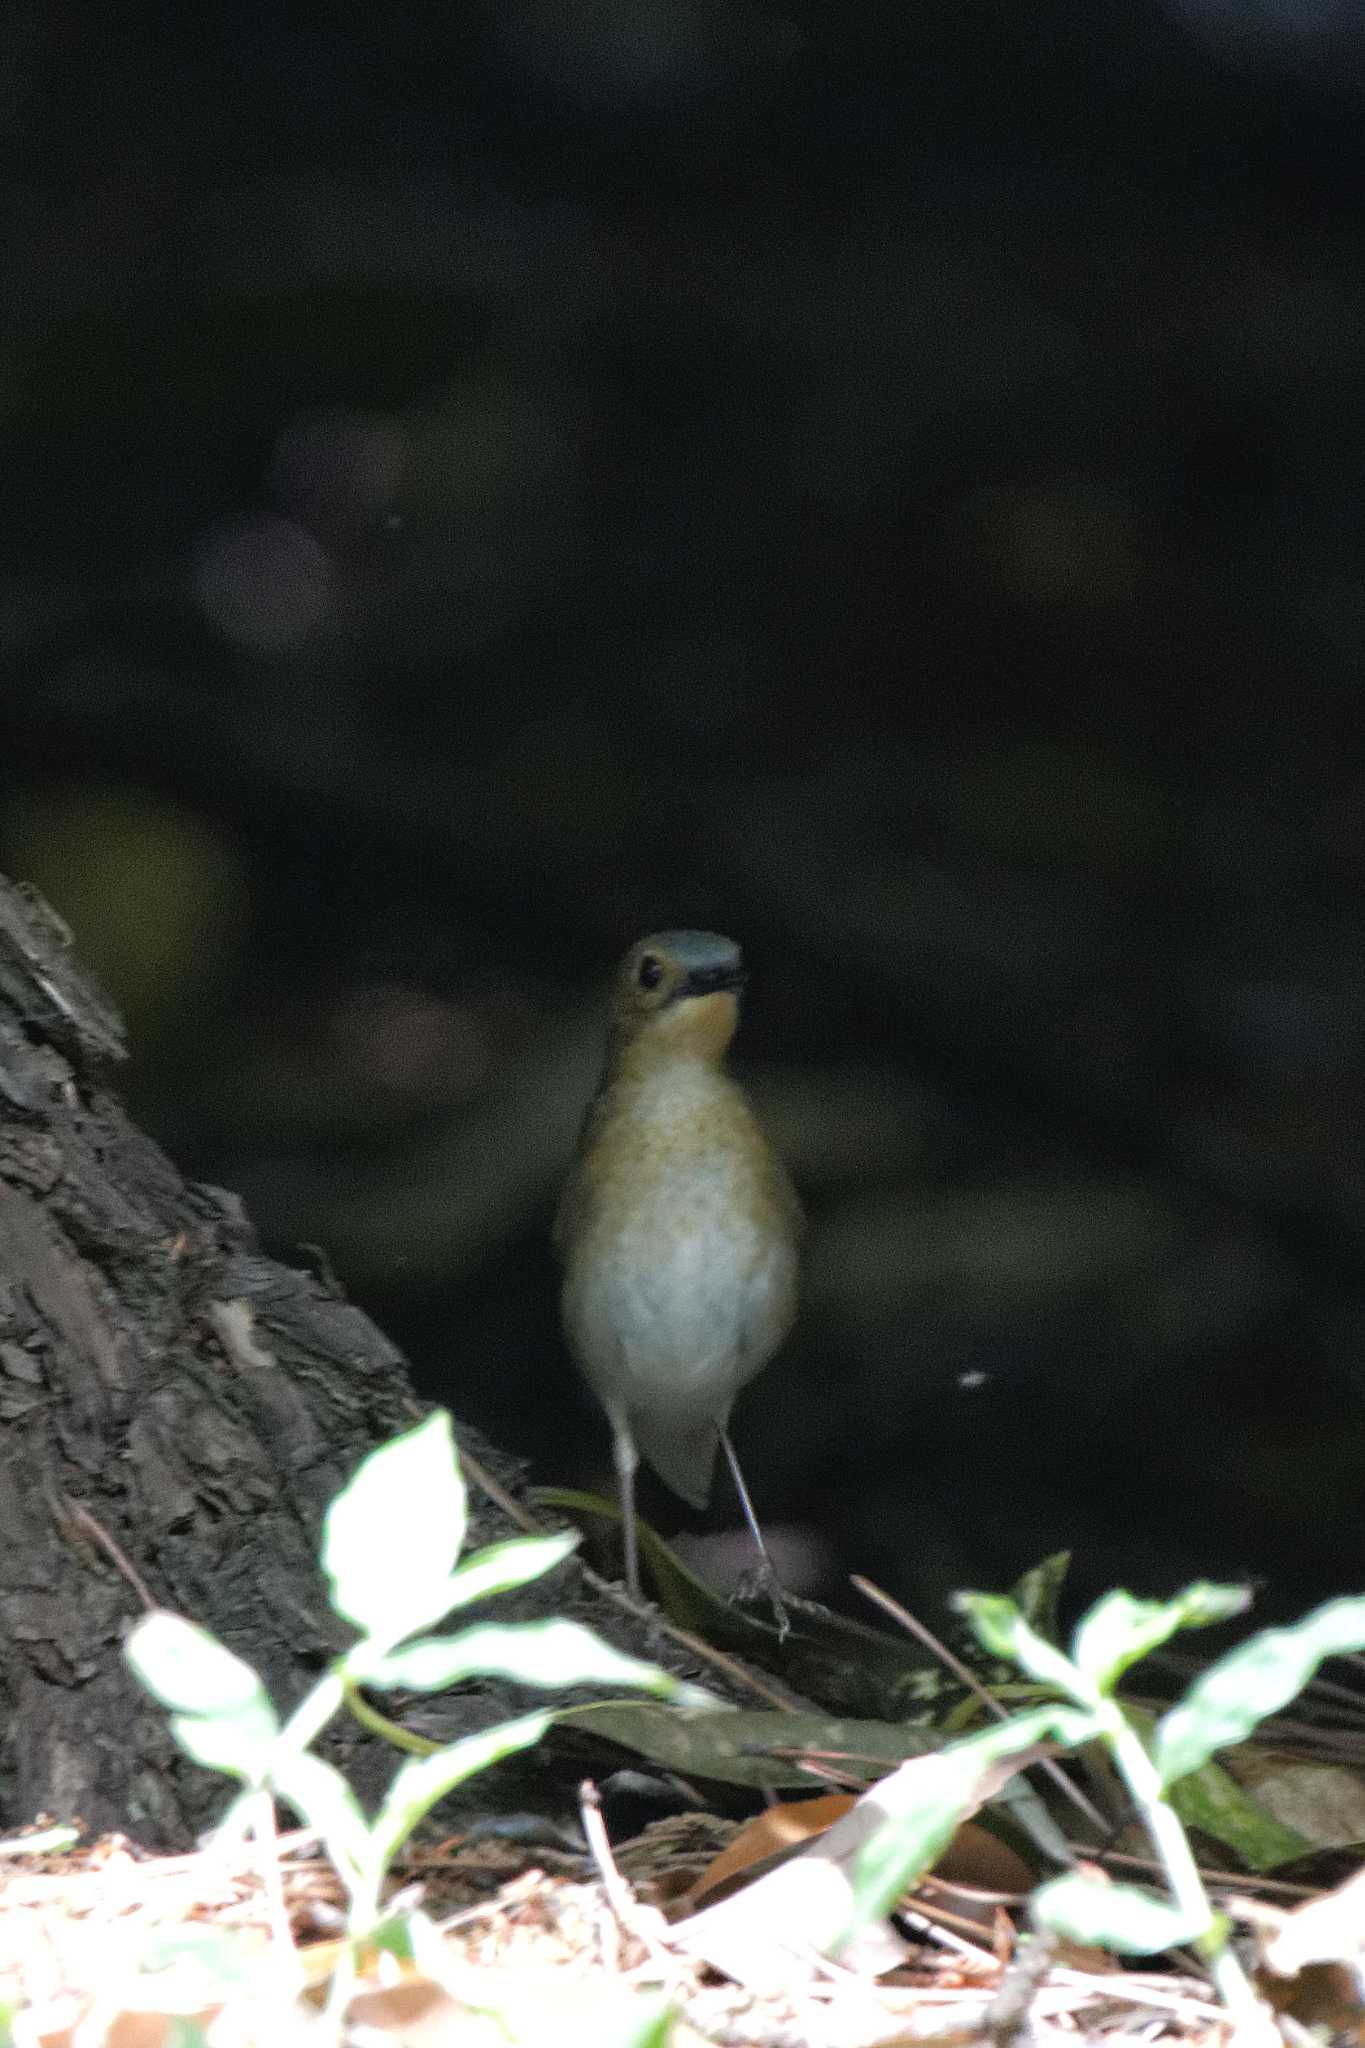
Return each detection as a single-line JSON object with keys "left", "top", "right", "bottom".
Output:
{"left": 0, "top": 1809, "right": 1325, "bottom": 2048}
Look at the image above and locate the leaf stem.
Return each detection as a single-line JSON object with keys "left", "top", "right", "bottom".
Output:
{"left": 1103, "top": 1705, "right": 1260, "bottom": 2019}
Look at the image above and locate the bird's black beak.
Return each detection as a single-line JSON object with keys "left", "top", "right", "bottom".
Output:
{"left": 681, "top": 962, "right": 746, "bottom": 999}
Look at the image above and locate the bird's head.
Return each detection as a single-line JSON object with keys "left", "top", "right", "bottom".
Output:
{"left": 608, "top": 930, "right": 746, "bottom": 1067}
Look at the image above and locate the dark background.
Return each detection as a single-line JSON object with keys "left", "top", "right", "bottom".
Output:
{"left": 4, "top": 0, "right": 1365, "bottom": 1625}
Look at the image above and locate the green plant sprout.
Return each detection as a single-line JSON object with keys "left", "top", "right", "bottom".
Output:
{"left": 126, "top": 1410, "right": 713, "bottom": 2020}
{"left": 845, "top": 1579, "right": 1365, "bottom": 2021}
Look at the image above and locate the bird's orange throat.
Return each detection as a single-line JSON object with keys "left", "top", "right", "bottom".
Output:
{"left": 616, "top": 989, "right": 740, "bottom": 1073}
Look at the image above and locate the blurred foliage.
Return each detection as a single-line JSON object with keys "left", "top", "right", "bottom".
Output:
{"left": 1, "top": 788, "right": 250, "bottom": 1041}
{"left": 3, "top": 0, "right": 1365, "bottom": 1622}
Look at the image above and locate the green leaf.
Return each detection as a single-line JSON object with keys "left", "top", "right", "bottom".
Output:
{"left": 372, "top": 1906, "right": 440, "bottom": 1969}
{"left": 613, "top": 1999, "right": 677, "bottom": 2047}
{"left": 953, "top": 1593, "right": 1089, "bottom": 1702}
{"left": 1071, "top": 1584, "right": 1250, "bottom": 1694}
{"left": 1009, "top": 1552, "right": 1071, "bottom": 1641}
{"left": 1118, "top": 1703, "right": 1312, "bottom": 1872}
{"left": 323, "top": 1411, "right": 466, "bottom": 1643}
{"left": 126, "top": 1612, "right": 274, "bottom": 1719}
{"left": 1153, "top": 1595, "right": 1365, "bottom": 1788}
{"left": 562, "top": 1703, "right": 940, "bottom": 1791}
{"left": 1032, "top": 1872, "right": 1207, "bottom": 1954}
{"left": 1168, "top": 1755, "right": 1312, "bottom": 1872}
{"left": 442, "top": 1532, "right": 579, "bottom": 1610}
{"left": 369, "top": 1710, "right": 554, "bottom": 1872}
{"left": 0, "top": 1825, "right": 79, "bottom": 1858}
{"left": 356, "top": 1618, "right": 714, "bottom": 1704}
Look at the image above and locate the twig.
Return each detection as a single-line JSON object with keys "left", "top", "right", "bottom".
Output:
{"left": 1073, "top": 1844, "right": 1320, "bottom": 1899}
{"left": 1043, "top": 1967, "right": 1227, "bottom": 2021}
{"left": 62, "top": 1498, "right": 158, "bottom": 1612}
{"left": 577, "top": 1778, "right": 672, "bottom": 1975}
{"left": 980, "top": 1931, "right": 1055, "bottom": 2048}
{"left": 896, "top": 1898, "right": 1001, "bottom": 1970}
{"left": 579, "top": 1779, "right": 639, "bottom": 1930}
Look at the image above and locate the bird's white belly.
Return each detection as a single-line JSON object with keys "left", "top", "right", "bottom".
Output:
{"left": 567, "top": 1170, "right": 793, "bottom": 1423}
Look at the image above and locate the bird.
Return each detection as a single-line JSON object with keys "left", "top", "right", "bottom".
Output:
{"left": 555, "top": 930, "right": 801, "bottom": 1605}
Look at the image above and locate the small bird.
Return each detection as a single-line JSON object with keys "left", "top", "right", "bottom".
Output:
{"left": 555, "top": 930, "right": 801, "bottom": 1604}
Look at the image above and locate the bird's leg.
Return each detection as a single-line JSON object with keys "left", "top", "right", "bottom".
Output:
{"left": 718, "top": 1428, "right": 790, "bottom": 1637}
{"left": 609, "top": 1409, "right": 642, "bottom": 1599}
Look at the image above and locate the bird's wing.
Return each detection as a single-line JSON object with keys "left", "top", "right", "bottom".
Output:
{"left": 552, "top": 1074, "right": 618, "bottom": 1260}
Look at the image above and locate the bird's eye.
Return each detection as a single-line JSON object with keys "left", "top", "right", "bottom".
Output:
{"left": 637, "top": 954, "right": 665, "bottom": 991}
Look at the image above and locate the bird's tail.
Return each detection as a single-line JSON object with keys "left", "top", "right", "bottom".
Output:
{"left": 632, "top": 1413, "right": 719, "bottom": 1511}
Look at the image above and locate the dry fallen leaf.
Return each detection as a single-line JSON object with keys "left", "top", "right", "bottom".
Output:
{"left": 680, "top": 1795, "right": 856, "bottom": 1911}
{"left": 345, "top": 1975, "right": 498, "bottom": 2047}
{"left": 931, "top": 1821, "right": 1034, "bottom": 1897}
{"left": 1226, "top": 1751, "right": 1365, "bottom": 1854}
{"left": 1261, "top": 1861, "right": 1365, "bottom": 1978}
{"left": 1245, "top": 1858, "right": 1365, "bottom": 2037}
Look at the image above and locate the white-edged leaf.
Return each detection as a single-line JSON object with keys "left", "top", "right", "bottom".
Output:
{"left": 952, "top": 1592, "right": 1091, "bottom": 1702}
{"left": 369, "top": 1710, "right": 554, "bottom": 1871}
{"left": 846, "top": 1702, "right": 1095, "bottom": 1937}
{"left": 169, "top": 1703, "right": 278, "bottom": 1783}
{"left": 848, "top": 1744, "right": 1011, "bottom": 1933}
{"left": 358, "top": 1618, "right": 712, "bottom": 1703}
{"left": 443, "top": 1532, "right": 579, "bottom": 1610}
{"left": 276, "top": 1668, "right": 345, "bottom": 1759}
{"left": 127, "top": 1612, "right": 274, "bottom": 1719}
{"left": 1154, "top": 1594, "right": 1365, "bottom": 1788}
{"left": 323, "top": 1412, "right": 466, "bottom": 1642}
{"left": 335, "top": 1537, "right": 584, "bottom": 1686}
{"left": 132, "top": 1924, "right": 265, "bottom": 1991}
{"left": 1071, "top": 1584, "right": 1250, "bottom": 1694}
{"left": 1033, "top": 1872, "right": 1208, "bottom": 1954}
{"left": 206, "top": 1788, "right": 256, "bottom": 1852}
{"left": 269, "top": 1749, "right": 372, "bottom": 1887}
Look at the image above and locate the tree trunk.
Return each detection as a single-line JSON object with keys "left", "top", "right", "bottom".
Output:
{"left": 0, "top": 873, "right": 566, "bottom": 1845}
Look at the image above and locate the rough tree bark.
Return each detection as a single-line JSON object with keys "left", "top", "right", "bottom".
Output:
{"left": 0, "top": 872, "right": 638, "bottom": 1846}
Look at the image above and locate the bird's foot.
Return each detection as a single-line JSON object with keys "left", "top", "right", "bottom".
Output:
{"left": 734, "top": 1561, "right": 792, "bottom": 1641}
